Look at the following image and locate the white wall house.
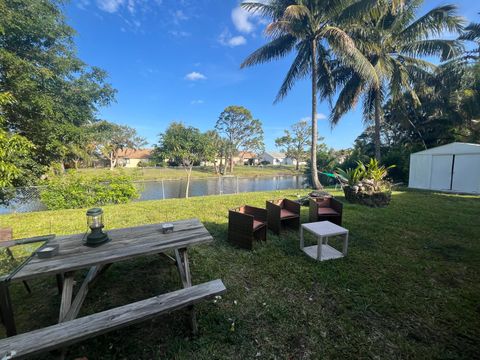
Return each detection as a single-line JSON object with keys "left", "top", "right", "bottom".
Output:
{"left": 409, "top": 142, "right": 480, "bottom": 194}
{"left": 261, "top": 152, "right": 305, "bottom": 166}
{"left": 261, "top": 152, "right": 286, "bottom": 165}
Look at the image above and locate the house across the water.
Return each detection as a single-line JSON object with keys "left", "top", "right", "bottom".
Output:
{"left": 117, "top": 149, "right": 153, "bottom": 168}
{"left": 260, "top": 151, "right": 305, "bottom": 166}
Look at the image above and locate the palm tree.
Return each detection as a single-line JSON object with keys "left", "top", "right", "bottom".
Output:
{"left": 460, "top": 14, "right": 480, "bottom": 59}
{"left": 240, "top": 0, "right": 377, "bottom": 189}
{"left": 329, "top": 0, "right": 464, "bottom": 160}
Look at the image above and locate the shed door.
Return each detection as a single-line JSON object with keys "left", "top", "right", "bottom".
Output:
{"left": 452, "top": 154, "right": 480, "bottom": 193}
{"left": 430, "top": 155, "right": 453, "bottom": 190}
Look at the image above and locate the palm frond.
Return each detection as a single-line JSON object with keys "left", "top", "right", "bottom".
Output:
{"left": 362, "top": 85, "right": 385, "bottom": 124}
{"left": 322, "top": 25, "right": 379, "bottom": 85}
{"left": 330, "top": 74, "right": 364, "bottom": 126}
{"left": 316, "top": 44, "right": 335, "bottom": 103}
{"left": 242, "top": 0, "right": 297, "bottom": 20}
{"left": 400, "top": 39, "right": 464, "bottom": 61}
{"left": 275, "top": 41, "right": 311, "bottom": 102}
{"left": 241, "top": 34, "right": 297, "bottom": 68}
{"left": 336, "top": 0, "right": 379, "bottom": 24}
{"left": 284, "top": 4, "right": 311, "bottom": 21}
{"left": 399, "top": 4, "right": 465, "bottom": 42}
{"left": 460, "top": 22, "right": 480, "bottom": 41}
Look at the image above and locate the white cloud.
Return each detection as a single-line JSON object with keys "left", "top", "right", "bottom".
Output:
{"left": 228, "top": 35, "right": 247, "bottom": 47}
{"left": 185, "top": 72, "right": 207, "bottom": 81}
{"left": 191, "top": 100, "right": 204, "bottom": 105}
{"left": 173, "top": 9, "right": 188, "bottom": 24}
{"left": 97, "top": 0, "right": 124, "bottom": 13}
{"left": 127, "top": 0, "right": 135, "bottom": 14}
{"left": 218, "top": 29, "right": 247, "bottom": 47}
{"left": 231, "top": 7, "right": 255, "bottom": 33}
{"left": 169, "top": 30, "right": 191, "bottom": 37}
{"left": 77, "top": 0, "right": 90, "bottom": 10}
{"left": 301, "top": 113, "right": 328, "bottom": 122}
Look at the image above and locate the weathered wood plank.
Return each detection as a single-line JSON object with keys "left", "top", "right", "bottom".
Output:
{"left": 62, "top": 265, "right": 103, "bottom": 323}
{"left": 174, "top": 248, "right": 197, "bottom": 335}
{"left": 12, "top": 219, "right": 213, "bottom": 281}
{"left": 58, "top": 273, "right": 75, "bottom": 323}
{"left": 0, "top": 280, "right": 226, "bottom": 359}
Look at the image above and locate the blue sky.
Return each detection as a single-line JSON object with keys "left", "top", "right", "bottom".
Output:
{"left": 65, "top": 0, "right": 478, "bottom": 151}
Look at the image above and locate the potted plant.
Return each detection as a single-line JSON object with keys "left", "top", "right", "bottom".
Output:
{"left": 336, "top": 159, "right": 395, "bottom": 207}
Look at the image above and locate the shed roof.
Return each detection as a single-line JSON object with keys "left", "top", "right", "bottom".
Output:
{"left": 411, "top": 142, "right": 480, "bottom": 156}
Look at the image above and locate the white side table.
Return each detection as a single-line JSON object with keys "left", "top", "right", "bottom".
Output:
{"left": 300, "top": 221, "right": 349, "bottom": 261}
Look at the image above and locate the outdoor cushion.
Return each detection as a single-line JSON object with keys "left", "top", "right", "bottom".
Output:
{"left": 317, "top": 208, "right": 339, "bottom": 216}
{"left": 280, "top": 209, "right": 298, "bottom": 219}
{"left": 253, "top": 220, "right": 265, "bottom": 230}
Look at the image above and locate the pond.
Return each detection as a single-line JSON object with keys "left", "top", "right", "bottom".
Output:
{"left": 0, "top": 175, "right": 308, "bottom": 214}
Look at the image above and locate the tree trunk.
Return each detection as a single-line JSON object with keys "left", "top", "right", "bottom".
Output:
{"left": 295, "top": 160, "right": 299, "bottom": 171}
{"left": 109, "top": 152, "right": 116, "bottom": 170}
{"left": 229, "top": 153, "right": 234, "bottom": 174}
{"left": 374, "top": 91, "right": 382, "bottom": 161}
{"left": 185, "top": 166, "right": 192, "bottom": 198}
{"left": 310, "top": 39, "right": 322, "bottom": 190}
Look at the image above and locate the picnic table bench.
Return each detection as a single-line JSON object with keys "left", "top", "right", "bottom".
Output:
{"left": 0, "top": 219, "right": 225, "bottom": 359}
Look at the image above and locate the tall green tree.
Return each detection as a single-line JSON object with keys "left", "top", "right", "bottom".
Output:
{"left": 90, "top": 121, "right": 146, "bottom": 170}
{"left": 154, "top": 123, "right": 215, "bottom": 198}
{"left": 215, "top": 106, "right": 264, "bottom": 173}
{"left": 275, "top": 120, "right": 311, "bottom": 170}
{"left": 241, "top": 0, "right": 377, "bottom": 189}
{"left": 329, "top": 0, "right": 464, "bottom": 160}
{"left": 0, "top": 0, "right": 116, "bottom": 172}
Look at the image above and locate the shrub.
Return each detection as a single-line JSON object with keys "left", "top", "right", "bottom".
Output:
{"left": 40, "top": 172, "right": 139, "bottom": 210}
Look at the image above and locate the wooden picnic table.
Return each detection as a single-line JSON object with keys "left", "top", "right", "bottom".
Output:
{"left": 0, "top": 218, "right": 214, "bottom": 339}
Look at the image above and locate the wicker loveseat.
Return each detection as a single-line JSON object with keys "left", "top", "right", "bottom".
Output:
{"left": 228, "top": 205, "right": 268, "bottom": 250}
{"left": 309, "top": 197, "right": 343, "bottom": 226}
{"left": 266, "top": 199, "right": 301, "bottom": 234}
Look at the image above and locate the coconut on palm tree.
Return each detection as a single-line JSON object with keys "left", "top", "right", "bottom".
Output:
{"left": 329, "top": 0, "right": 464, "bottom": 161}
{"left": 240, "top": 0, "right": 377, "bottom": 189}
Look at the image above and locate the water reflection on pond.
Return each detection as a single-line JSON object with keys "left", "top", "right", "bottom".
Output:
{"left": 0, "top": 175, "right": 307, "bottom": 214}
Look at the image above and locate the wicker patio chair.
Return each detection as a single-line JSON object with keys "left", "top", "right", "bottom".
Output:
{"left": 228, "top": 205, "right": 267, "bottom": 250}
{"left": 266, "top": 199, "right": 301, "bottom": 235}
{"left": 309, "top": 197, "right": 343, "bottom": 225}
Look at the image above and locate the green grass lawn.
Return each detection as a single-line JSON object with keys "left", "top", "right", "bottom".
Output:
{"left": 1, "top": 189, "right": 479, "bottom": 359}
{"left": 76, "top": 165, "right": 303, "bottom": 181}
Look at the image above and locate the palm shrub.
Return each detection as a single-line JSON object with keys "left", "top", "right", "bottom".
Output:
{"left": 336, "top": 159, "right": 395, "bottom": 207}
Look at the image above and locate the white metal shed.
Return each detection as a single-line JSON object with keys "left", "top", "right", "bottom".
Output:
{"left": 409, "top": 142, "right": 480, "bottom": 194}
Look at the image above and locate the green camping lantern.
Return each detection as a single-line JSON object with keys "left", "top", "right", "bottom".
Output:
{"left": 85, "top": 208, "right": 109, "bottom": 246}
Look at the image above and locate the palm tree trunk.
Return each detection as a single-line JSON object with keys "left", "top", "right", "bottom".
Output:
{"left": 374, "top": 91, "right": 382, "bottom": 161}
{"left": 311, "top": 39, "right": 322, "bottom": 190}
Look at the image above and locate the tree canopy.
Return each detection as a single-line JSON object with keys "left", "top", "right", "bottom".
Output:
{"left": 0, "top": 0, "right": 116, "bottom": 174}
{"left": 275, "top": 120, "right": 311, "bottom": 170}
{"left": 154, "top": 122, "right": 215, "bottom": 197}
{"left": 215, "top": 105, "right": 264, "bottom": 173}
